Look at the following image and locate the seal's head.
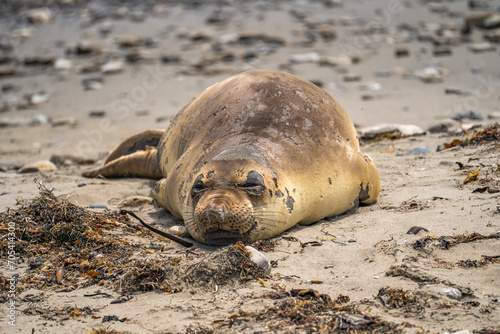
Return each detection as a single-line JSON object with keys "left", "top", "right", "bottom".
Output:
{"left": 183, "top": 147, "right": 288, "bottom": 246}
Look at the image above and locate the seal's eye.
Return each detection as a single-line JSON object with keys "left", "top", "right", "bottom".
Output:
{"left": 238, "top": 171, "right": 265, "bottom": 195}
{"left": 191, "top": 175, "right": 205, "bottom": 198}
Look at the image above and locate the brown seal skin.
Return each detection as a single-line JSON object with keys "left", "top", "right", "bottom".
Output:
{"left": 83, "top": 70, "right": 380, "bottom": 246}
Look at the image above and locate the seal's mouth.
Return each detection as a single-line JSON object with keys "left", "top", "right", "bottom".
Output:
{"left": 203, "top": 227, "right": 250, "bottom": 246}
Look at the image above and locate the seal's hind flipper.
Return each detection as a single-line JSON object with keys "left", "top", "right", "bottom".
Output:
{"left": 82, "top": 146, "right": 161, "bottom": 178}
{"left": 82, "top": 130, "right": 164, "bottom": 179}
{"left": 104, "top": 129, "right": 164, "bottom": 164}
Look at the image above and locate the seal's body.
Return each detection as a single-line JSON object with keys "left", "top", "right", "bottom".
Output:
{"left": 83, "top": 70, "right": 380, "bottom": 245}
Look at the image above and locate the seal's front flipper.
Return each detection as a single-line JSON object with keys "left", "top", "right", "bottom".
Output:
{"left": 82, "top": 129, "right": 164, "bottom": 179}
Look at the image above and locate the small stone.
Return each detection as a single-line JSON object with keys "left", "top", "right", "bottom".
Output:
{"left": 348, "top": 239, "right": 357, "bottom": 243}
{"left": 161, "top": 53, "right": 181, "bottom": 64}
{"left": 29, "top": 114, "right": 51, "bottom": 126}
{"left": 468, "top": 42, "right": 496, "bottom": 53}
{"left": 433, "top": 46, "right": 452, "bottom": 57}
{"left": 415, "top": 67, "right": 446, "bottom": 83}
{"left": 359, "top": 81, "right": 381, "bottom": 91}
{"left": 29, "top": 92, "right": 50, "bottom": 105}
{"left": 116, "top": 36, "right": 154, "bottom": 48}
{"left": 99, "top": 21, "right": 114, "bottom": 36}
{"left": 82, "top": 77, "right": 104, "bottom": 91}
{"left": 18, "top": 160, "right": 57, "bottom": 173}
{"left": 375, "top": 70, "right": 391, "bottom": 77}
{"left": 445, "top": 87, "right": 470, "bottom": 96}
{"left": 77, "top": 182, "right": 86, "bottom": 187}
{"left": 51, "top": 117, "right": 78, "bottom": 127}
{"left": 54, "top": 58, "right": 73, "bottom": 71}
{"left": 26, "top": 8, "right": 53, "bottom": 25}
{"left": 343, "top": 74, "right": 361, "bottom": 82}
{"left": 488, "top": 111, "right": 500, "bottom": 119}
{"left": 126, "top": 48, "right": 154, "bottom": 63}
{"left": 451, "top": 110, "right": 484, "bottom": 121}
{"left": 422, "top": 284, "right": 462, "bottom": 300}
{"left": 73, "top": 41, "right": 103, "bottom": 55}
{"left": 404, "top": 147, "right": 431, "bottom": 155}
{"left": 395, "top": 48, "right": 410, "bottom": 58}
{"left": 245, "top": 246, "right": 271, "bottom": 272}
{"left": 101, "top": 59, "right": 124, "bottom": 75}
{"left": 113, "top": 7, "right": 129, "bottom": 19}
{"left": 24, "top": 55, "right": 55, "bottom": 66}
{"left": 289, "top": 52, "right": 321, "bottom": 64}
{"left": 0, "top": 66, "right": 17, "bottom": 77}
{"left": 89, "top": 110, "right": 106, "bottom": 118}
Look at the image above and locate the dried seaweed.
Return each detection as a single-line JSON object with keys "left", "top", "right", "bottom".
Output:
{"left": 376, "top": 287, "right": 429, "bottom": 315}
{"left": 413, "top": 232, "right": 500, "bottom": 252}
{"left": 208, "top": 288, "right": 408, "bottom": 333}
{"left": 23, "top": 305, "right": 99, "bottom": 321}
{"left": 0, "top": 181, "right": 265, "bottom": 296}
{"left": 443, "top": 123, "right": 500, "bottom": 149}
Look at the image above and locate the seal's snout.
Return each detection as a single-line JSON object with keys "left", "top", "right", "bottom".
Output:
{"left": 193, "top": 188, "right": 256, "bottom": 245}
{"left": 204, "top": 203, "right": 228, "bottom": 223}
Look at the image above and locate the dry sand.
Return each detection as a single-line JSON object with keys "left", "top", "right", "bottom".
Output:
{"left": 1, "top": 0, "right": 499, "bottom": 333}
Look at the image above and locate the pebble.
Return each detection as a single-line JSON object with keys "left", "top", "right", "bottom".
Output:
{"left": 0, "top": 66, "right": 17, "bottom": 77}
{"left": 116, "top": 36, "right": 154, "bottom": 48}
{"left": 394, "top": 48, "right": 410, "bottom": 58}
{"left": 415, "top": 67, "right": 446, "bottom": 83}
{"left": 374, "top": 70, "right": 391, "bottom": 78}
{"left": 359, "top": 81, "right": 381, "bottom": 91}
{"left": 488, "top": 111, "right": 500, "bottom": 119}
{"left": 126, "top": 48, "right": 154, "bottom": 63}
{"left": 99, "top": 21, "right": 114, "bottom": 36}
{"left": 427, "top": 120, "right": 460, "bottom": 133}
{"left": 18, "top": 160, "right": 57, "bottom": 173}
{"left": 29, "top": 114, "right": 51, "bottom": 126}
{"left": 433, "top": 46, "right": 452, "bottom": 57}
{"left": 73, "top": 41, "right": 103, "bottom": 55}
{"left": 245, "top": 246, "right": 271, "bottom": 272}
{"left": 468, "top": 42, "right": 496, "bottom": 53}
{"left": 26, "top": 8, "right": 53, "bottom": 25}
{"left": 24, "top": 55, "right": 55, "bottom": 66}
{"left": 77, "top": 182, "right": 86, "bottom": 187}
{"left": 289, "top": 52, "right": 321, "bottom": 64}
{"left": 51, "top": 117, "right": 78, "bottom": 127}
{"left": 29, "top": 92, "right": 50, "bottom": 105}
{"left": 113, "top": 7, "right": 129, "bottom": 19}
{"left": 54, "top": 58, "right": 73, "bottom": 71}
{"left": 82, "top": 77, "right": 104, "bottom": 91}
{"left": 422, "top": 284, "right": 462, "bottom": 300}
{"left": 358, "top": 123, "right": 425, "bottom": 137}
{"left": 451, "top": 110, "right": 484, "bottom": 121}
{"left": 348, "top": 239, "right": 357, "bottom": 243}
{"left": 101, "top": 59, "right": 125, "bottom": 74}
{"left": 404, "top": 147, "right": 431, "bottom": 155}
{"left": 89, "top": 110, "right": 106, "bottom": 118}
{"left": 444, "top": 87, "right": 470, "bottom": 96}
{"left": 343, "top": 74, "right": 361, "bottom": 82}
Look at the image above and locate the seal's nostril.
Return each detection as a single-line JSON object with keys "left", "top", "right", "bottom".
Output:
{"left": 205, "top": 207, "right": 226, "bottom": 222}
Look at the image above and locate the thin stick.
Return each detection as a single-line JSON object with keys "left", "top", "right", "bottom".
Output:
{"left": 121, "top": 210, "right": 193, "bottom": 247}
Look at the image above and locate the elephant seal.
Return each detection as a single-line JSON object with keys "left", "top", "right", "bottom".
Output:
{"left": 83, "top": 70, "right": 380, "bottom": 245}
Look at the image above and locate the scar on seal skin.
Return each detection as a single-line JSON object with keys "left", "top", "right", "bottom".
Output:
{"left": 83, "top": 70, "right": 380, "bottom": 246}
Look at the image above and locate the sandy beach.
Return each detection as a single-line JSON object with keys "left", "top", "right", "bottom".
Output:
{"left": 1, "top": 0, "right": 499, "bottom": 333}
